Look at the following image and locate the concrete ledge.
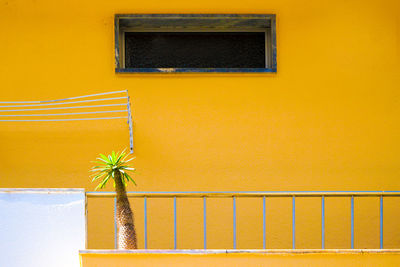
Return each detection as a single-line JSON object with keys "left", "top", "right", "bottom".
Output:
{"left": 80, "top": 249, "right": 400, "bottom": 267}
{"left": 0, "top": 188, "right": 84, "bottom": 194}
{"left": 80, "top": 249, "right": 400, "bottom": 255}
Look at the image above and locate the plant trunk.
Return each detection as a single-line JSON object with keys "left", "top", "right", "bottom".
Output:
{"left": 114, "top": 171, "right": 137, "bottom": 249}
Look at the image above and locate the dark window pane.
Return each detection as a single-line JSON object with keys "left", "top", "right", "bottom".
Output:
{"left": 125, "top": 32, "right": 265, "bottom": 68}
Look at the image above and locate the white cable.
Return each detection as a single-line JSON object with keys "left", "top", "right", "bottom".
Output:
{"left": 0, "top": 90, "right": 128, "bottom": 104}
{"left": 0, "top": 110, "right": 127, "bottom": 117}
{"left": 0, "top": 117, "right": 128, "bottom": 122}
{"left": 0, "top": 103, "right": 126, "bottom": 112}
{"left": 0, "top": 97, "right": 127, "bottom": 108}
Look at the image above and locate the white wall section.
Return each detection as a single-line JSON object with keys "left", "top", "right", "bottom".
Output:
{"left": 0, "top": 189, "right": 85, "bottom": 267}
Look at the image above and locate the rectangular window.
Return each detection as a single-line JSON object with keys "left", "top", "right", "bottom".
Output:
{"left": 115, "top": 14, "right": 276, "bottom": 73}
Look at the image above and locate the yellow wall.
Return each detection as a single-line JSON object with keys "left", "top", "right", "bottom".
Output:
{"left": 80, "top": 251, "right": 400, "bottom": 267}
{"left": 0, "top": 0, "right": 399, "bottom": 249}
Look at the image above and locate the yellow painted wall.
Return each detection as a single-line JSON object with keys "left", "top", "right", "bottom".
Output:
{"left": 0, "top": 0, "right": 400, "bottom": 249}
{"left": 80, "top": 251, "right": 400, "bottom": 267}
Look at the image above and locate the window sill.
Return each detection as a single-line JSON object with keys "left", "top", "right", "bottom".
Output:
{"left": 115, "top": 68, "right": 277, "bottom": 73}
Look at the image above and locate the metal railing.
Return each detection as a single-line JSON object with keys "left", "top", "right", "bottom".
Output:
{"left": 85, "top": 191, "right": 400, "bottom": 250}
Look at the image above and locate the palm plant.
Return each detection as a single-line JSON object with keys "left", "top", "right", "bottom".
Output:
{"left": 91, "top": 150, "right": 137, "bottom": 249}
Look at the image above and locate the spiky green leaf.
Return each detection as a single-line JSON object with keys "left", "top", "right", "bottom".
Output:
{"left": 99, "top": 154, "right": 109, "bottom": 161}
{"left": 95, "top": 175, "right": 110, "bottom": 190}
{"left": 124, "top": 173, "right": 137, "bottom": 186}
{"left": 91, "top": 172, "right": 106, "bottom": 182}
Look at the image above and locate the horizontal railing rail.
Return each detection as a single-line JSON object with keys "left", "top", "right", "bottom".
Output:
{"left": 86, "top": 191, "right": 400, "bottom": 198}
{"left": 85, "top": 191, "right": 400, "bottom": 250}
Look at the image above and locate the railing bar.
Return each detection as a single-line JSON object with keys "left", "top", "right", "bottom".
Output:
{"left": 203, "top": 197, "right": 207, "bottom": 250}
{"left": 85, "top": 191, "right": 400, "bottom": 194}
{"left": 87, "top": 194, "right": 400, "bottom": 198}
{"left": 85, "top": 191, "right": 400, "bottom": 198}
{"left": 321, "top": 196, "right": 325, "bottom": 249}
{"left": 144, "top": 197, "right": 147, "bottom": 249}
{"left": 292, "top": 196, "right": 296, "bottom": 249}
{"left": 0, "top": 97, "right": 128, "bottom": 108}
{"left": 127, "top": 95, "right": 134, "bottom": 154}
{"left": 351, "top": 196, "right": 354, "bottom": 249}
{"left": 0, "top": 110, "right": 127, "bottom": 117}
{"left": 85, "top": 194, "right": 88, "bottom": 249}
{"left": 174, "top": 197, "right": 177, "bottom": 250}
{"left": 263, "top": 196, "right": 266, "bottom": 249}
{"left": 0, "top": 90, "right": 128, "bottom": 104}
{"left": 0, "top": 117, "right": 128, "bottom": 122}
{"left": 114, "top": 197, "right": 117, "bottom": 249}
{"left": 380, "top": 195, "right": 383, "bottom": 249}
{"left": 233, "top": 196, "right": 237, "bottom": 249}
